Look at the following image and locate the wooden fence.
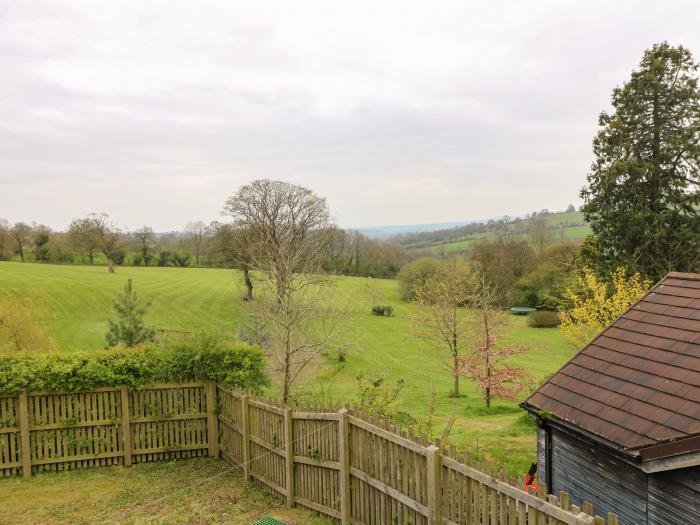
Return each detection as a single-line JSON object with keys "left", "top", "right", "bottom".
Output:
{"left": 217, "top": 387, "right": 620, "bottom": 525}
{"left": 0, "top": 381, "right": 218, "bottom": 476}
{"left": 0, "top": 382, "right": 621, "bottom": 524}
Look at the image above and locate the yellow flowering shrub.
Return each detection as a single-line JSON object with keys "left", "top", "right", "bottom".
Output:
{"left": 560, "top": 267, "right": 651, "bottom": 348}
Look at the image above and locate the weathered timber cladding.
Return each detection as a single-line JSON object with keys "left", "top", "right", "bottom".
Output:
{"left": 549, "top": 427, "right": 647, "bottom": 525}
{"left": 647, "top": 466, "right": 700, "bottom": 525}
{"left": 537, "top": 426, "right": 547, "bottom": 486}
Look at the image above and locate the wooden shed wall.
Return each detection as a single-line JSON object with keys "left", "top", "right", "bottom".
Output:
{"left": 647, "top": 466, "right": 700, "bottom": 525}
{"left": 537, "top": 426, "right": 548, "bottom": 486}
{"left": 547, "top": 426, "right": 647, "bottom": 525}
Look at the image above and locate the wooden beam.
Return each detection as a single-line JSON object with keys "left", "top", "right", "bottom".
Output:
{"left": 284, "top": 406, "right": 294, "bottom": 509}
{"left": 338, "top": 408, "right": 350, "bottom": 525}
{"left": 120, "top": 385, "right": 132, "bottom": 467}
{"left": 18, "top": 391, "right": 32, "bottom": 478}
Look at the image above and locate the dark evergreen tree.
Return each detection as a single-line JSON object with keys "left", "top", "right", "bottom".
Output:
{"left": 581, "top": 42, "right": 700, "bottom": 280}
{"left": 105, "top": 279, "right": 155, "bottom": 348}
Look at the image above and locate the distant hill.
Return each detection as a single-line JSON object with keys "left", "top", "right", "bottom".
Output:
{"left": 387, "top": 210, "right": 590, "bottom": 252}
{"left": 357, "top": 220, "right": 479, "bottom": 239}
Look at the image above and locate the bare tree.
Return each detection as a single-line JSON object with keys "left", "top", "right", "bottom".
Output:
{"left": 133, "top": 226, "right": 156, "bottom": 266}
{"left": 412, "top": 259, "right": 476, "bottom": 397}
{"left": 208, "top": 222, "right": 255, "bottom": 301}
{"left": 528, "top": 217, "right": 553, "bottom": 259}
{"left": 0, "top": 219, "right": 11, "bottom": 260}
{"left": 222, "top": 179, "right": 344, "bottom": 403}
{"left": 12, "top": 222, "right": 32, "bottom": 262}
{"left": 184, "top": 221, "right": 209, "bottom": 266}
{"left": 90, "top": 214, "right": 122, "bottom": 273}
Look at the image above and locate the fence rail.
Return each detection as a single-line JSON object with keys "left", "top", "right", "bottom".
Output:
{"left": 0, "top": 383, "right": 620, "bottom": 524}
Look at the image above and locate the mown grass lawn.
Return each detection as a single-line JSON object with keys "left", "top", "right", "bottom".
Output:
{"left": 0, "top": 458, "right": 332, "bottom": 524}
{"left": 0, "top": 261, "right": 576, "bottom": 475}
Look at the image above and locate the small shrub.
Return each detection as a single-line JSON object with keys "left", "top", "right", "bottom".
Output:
{"left": 526, "top": 311, "right": 561, "bottom": 328}
{"left": 371, "top": 305, "right": 394, "bottom": 317}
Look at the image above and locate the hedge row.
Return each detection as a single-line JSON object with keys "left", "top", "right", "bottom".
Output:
{"left": 0, "top": 333, "right": 269, "bottom": 395}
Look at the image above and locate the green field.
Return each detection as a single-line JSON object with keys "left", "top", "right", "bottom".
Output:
{"left": 0, "top": 261, "right": 576, "bottom": 475}
{"left": 433, "top": 211, "right": 590, "bottom": 254}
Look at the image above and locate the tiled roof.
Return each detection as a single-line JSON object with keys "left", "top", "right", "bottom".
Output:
{"left": 525, "top": 272, "right": 700, "bottom": 453}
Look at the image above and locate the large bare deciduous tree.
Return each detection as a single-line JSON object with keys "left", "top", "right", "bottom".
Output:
{"left": 222, "top": 179, "right": 346, "bottom": 403}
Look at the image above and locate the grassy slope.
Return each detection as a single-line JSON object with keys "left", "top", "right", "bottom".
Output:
{"left": 0, "top": 458, "right": 332, "bottom": 524}
{"left": 0, "top": 262, "right": 576, "bottom": 474}
{"left": 434, "top": 211, "right": 590, "bottom": 254}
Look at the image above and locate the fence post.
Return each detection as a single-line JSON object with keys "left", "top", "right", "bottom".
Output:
{"left": 18, "top": 391, "right": 31, "bottom": 478}
{"left": 284, "top": 406, "right": 294, "bottom": 509}
{"left": 120, "top": 385, "right": 132, "bottom": 467}
{"left": 426, "top": 445, "right": 441, "bottom": 525}
{"left": 206, "top": 380, "right": 219, "bottom": 458}
{"left": 241, "top": 395, "right": 250, "bottom": 480}
{"left": 338, "top": 408, "right": 351, "bottom": 525}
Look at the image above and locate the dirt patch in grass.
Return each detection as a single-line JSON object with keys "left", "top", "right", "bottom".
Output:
{"left": 0, "top": 459, "right": 332, "bottom": 525}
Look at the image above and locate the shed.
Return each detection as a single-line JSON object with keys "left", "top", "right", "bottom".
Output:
{"left": 522, "top": 272, "right": 700, "bottom": 525}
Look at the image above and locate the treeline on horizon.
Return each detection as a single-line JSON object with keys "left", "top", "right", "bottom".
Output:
{"left": 0, "top": 214, "right": 425, "bottom": 279}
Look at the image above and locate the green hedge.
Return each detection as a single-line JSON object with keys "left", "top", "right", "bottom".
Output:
{"left": 0, "top": 334, "right": 269, "bottom": 395}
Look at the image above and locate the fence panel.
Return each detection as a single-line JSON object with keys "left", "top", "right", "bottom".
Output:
{"left": 2, "top": 382, "right": 215, "bottom": 477}
{"left": 247, "top": 399, "right": 287, "bottom": 499}
{"left": 349, "top": 414, "right": 429, "bottom": 525}
{"left": 218, "top": 386, "right": 244, "bottom": 465}
{"left": 129, "top": 383, "right": 210, "bottom": 463}
{"left": 28, "top": 387, "right": 123, "bottom": 473}
{"left": 0, "top": 395, "right": 20, "bottom": 477}
{"left": 293, "top": 412, "right": 341, "bottom": 518}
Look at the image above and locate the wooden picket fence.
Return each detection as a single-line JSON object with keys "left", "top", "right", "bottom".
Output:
{"left": 218, "top": 387, "right": 620, "bottom": 525}
{"left": 0, "top": 382, "right": 621, "bottom": 524}
{"left": 0, "top": 381, "right": 218, "bottom": 476}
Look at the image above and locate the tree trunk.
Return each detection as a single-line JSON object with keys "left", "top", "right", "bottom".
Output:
{"left": 243, "top": 267, "right": 254, "bottom": 301}
{"left": 452, "top": 327, "right": 459, "bottom": 397}
{"left": 108, "top": 257, "right": 114, "bottom": 273}
{"left": 88, "top": 251, "right": 94, "bottom": 265}
{"left": 483, "top": 311, "right": 491, "bottom": 408}
{"left": 17, "top": 240, "right": 25, "bottom": 262}
{"left": 282, "top": 328, "right": 292, "bottom": 404}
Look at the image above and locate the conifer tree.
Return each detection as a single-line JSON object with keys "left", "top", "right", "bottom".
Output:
{"left": 581, "top": 42, "right": 700, "bottom": 280}
{"left": 105, "top": 279, "right": 155, "bottom": 347}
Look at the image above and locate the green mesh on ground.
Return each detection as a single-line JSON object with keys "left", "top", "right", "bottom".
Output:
{"left": 250, "top": 518, "right": 287, "bottom": 525}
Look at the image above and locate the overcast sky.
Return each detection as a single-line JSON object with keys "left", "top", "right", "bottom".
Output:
{"left": 2, "top": 1, "right": 700, "bottom": 231}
